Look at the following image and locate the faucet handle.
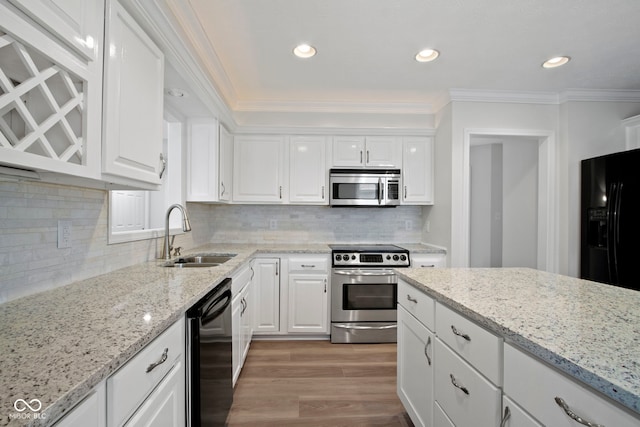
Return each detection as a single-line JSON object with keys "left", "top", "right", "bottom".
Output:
{"left": 173, "top": 247, "right": 182, "bottom": 257}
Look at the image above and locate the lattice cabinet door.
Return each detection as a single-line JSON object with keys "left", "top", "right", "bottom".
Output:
{"left": 0, "top": 1, "right": 102, "bottom": 179}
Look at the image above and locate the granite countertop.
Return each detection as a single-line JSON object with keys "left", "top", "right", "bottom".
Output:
{"left": 396, "top": 267, "right": 640, "bottom": 417}
{"left": 0, "top": 243, "right": 331, "bottom": 427}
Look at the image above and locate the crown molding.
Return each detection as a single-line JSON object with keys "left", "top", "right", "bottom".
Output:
{"left": 233, "top": 125, "right": 436, "bottom": 136}
{"left": 234, "top": 99, "right": 435, "bottom": 115}
{"left": 560, "top": 89, "right": 640, "bottom": 103}
{"left": 449, "top": 89, "right": 560, "bottom": 104}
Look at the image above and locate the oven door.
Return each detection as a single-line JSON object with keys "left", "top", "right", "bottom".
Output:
{"left": 331, "top": 268, "right": 397, "bottom": 322}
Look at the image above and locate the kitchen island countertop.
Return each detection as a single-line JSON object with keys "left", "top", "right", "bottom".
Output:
{"left": 396, "top": 267, "right": 640, "bottom": 417}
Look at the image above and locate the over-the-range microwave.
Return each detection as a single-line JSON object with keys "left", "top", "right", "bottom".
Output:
{"left": 329, "top": 169, "right": 401, "bottom": 207}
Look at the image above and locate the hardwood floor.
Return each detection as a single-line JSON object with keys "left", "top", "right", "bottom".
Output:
{"left": 227, "top": 340, "right": 413, "bottom": 426}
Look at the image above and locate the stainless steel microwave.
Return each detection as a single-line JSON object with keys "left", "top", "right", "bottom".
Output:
{"left": 329, "top": 169, "right": 401, "bottom": 207}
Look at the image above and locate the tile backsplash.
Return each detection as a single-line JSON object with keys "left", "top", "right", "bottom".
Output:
{"left": 0, "top": 181, "right": 424, "bottom": 303}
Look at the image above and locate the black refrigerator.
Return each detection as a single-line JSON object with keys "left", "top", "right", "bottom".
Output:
{"left": 581, "top": 148, "right": 640, "bottom": 290}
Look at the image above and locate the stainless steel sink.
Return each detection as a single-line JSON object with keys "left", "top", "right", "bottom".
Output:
{"left": 163, "top": 254, "right": 236, "bottom": 268}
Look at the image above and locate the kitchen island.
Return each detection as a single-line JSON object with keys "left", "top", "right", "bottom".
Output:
{"left": 396, "top": 267, "right": 640, "bottom": 423}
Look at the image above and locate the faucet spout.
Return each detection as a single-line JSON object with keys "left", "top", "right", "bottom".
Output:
{"left": 163, "top": 203, "right": 192, "bottom": 260}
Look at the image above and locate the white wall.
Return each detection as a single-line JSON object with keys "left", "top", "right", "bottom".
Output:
{"left": 562, "top": 101, "right": 640, "bottom": 276}
{"left": 469, "top": 144, "right": 494, "bottom": 267}
{"left": 449, "top": 101, "right": 560, "bottom": 268}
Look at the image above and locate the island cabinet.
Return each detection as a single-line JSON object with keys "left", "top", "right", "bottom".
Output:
{"left": 397, "top": 280, "right": 436, "bottom": 427}
{"left": 54, "top": 383, "right": 106, "bottom": 427}
{"left": 503, "top": 343, "right": 640, "bottom": 427}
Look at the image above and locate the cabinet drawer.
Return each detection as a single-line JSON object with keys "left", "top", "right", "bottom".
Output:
{"left": 398, "top": 279, "right": 435, "bottom": 331}
{"left": 288, "top": 256, "right": 328, "bottom": 273}
{"left": 434, "top": 338, "right": 501, "bottom": 427}
{"left": 435, "top": 303, "right": 502, "bottom": 385}
{"left": 107, "top": 320, "right": 184, "bottom": 427}
{"left": 502, "top": 395, "right": 542, "bottom": 427}
{"left": 232, "top": 263, "right": 252, "bottom": 296}
{"left": 410, "top": 254, "right": 446, "bottom": 268}
{"left": 504, "top": 343, "right": 640, "bottom": 427}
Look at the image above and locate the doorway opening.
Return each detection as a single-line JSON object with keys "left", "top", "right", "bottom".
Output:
{"left": 461, "top": 129, "right": 556, "bottom": 272}
{"left": 469, "top": 136, "right": 539, "bottom": 268}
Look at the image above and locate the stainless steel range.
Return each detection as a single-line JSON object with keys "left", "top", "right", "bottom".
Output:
{"left": 330, "top": 244, "right": 409, "bottom": 343}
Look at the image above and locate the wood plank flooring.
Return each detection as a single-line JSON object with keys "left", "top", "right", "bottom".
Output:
{"left": 227, "top": 340, "right": 413, "bottom": 426}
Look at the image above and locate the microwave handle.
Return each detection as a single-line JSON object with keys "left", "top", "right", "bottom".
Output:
{"left": 378, "top": 177, "right": 383, "bottom": 205}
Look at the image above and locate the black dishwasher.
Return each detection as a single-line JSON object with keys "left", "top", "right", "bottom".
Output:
{"left": 187, "top": 278, "right": 233, "bottom": 426}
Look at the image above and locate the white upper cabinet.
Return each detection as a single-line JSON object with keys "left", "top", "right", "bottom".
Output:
{"left": 402, "top": 137, "right": 434, "bottom": 205}
{"left": 186, "top": 118, "right": 219, "bottom": 202}
{"left": 0, "top": 0, "right": 103, "bottom": 180}
{"left": 332, "top": 136, "right": 401, "bottom": 168}
{"left": 219, "top": 125, "right": 233, "bottom": 202}
{"left": 289, "top": 136, "right": 328, "bottom": 204}
{"left": 102, "top": 0, "right": 164, "bottom": 187}
{"left": 8, "top": 0, "right": 103, "bottom": 62}
{"left": 233, "top": 135, "right": 286, "bottom": 203}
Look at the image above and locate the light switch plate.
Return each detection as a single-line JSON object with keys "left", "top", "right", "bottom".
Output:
{"left": 57, "top": 220, "right": 72, "bottom": 249}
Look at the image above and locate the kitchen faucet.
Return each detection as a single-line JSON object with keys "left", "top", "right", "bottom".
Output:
{"left": 162, "top": 204, "right": 192, "bottom": 260}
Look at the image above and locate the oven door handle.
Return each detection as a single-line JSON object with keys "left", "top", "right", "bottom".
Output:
{"left": 333, "top": 269, "right": 396, "bottom": 276}
{"left": 333, "top": 323, "right": 397, "bottom": 330}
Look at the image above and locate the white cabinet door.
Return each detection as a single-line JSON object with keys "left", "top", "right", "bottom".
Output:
{"left": 331, "top": 136, "right": 401, "bottom": 167}
{"left": 501, "top": 396, "right": 542, "bottom": 427}
{"left": 287, "top": 274, "right": 328, "bottom": 333}
{"left": 219, "top": 125, "right": 233, "bottom": 202}
{"left": 365, "top": 136, "right": 401, "bottom": 167}
{"left": 102, "top": 0, "right": 164, "bottom": 187}
{"left": 233, "top": 136, "right": 285, "bottom": 203}
{"left": 397, "top": 305, "right": 434, "bottom": 427}
{"left": 402, "top": 137, "right": 434, "bottom": 204}
{"left": 240, "top": 280, "right": 253, "bottom": 361}
{"left": 289, "top": 136, "right": 328, "bottom": 204}
{"left": 8, "top": 0, "right": 103, "bottom": 61}
{"left": 231, "top": 291, "right": 243, "bottom": 386}
{"left": 124, "top": 360, "right": 185, "bottom": 427}
{"left": 186, "top": 119, "right": 219, "bottom": 201}
{"left": 504, "top": 343, "right": 640, "bottom": 427}
{"left": 252, "top": 258, "right": 280, "bottom": 333}
{"left": 54, "top": 382, "right": 106, "bottom": 427}
{"left": 332, "top": 136, "right": 365, "bottom": 167}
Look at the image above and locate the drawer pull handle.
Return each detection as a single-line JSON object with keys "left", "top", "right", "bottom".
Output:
{"left": 406, "top": 295, "right": 418, "bottom": 304}
{"left": 301, "top": 264, "right": 316, "bottom": 268}
{"left": 146, "top": 348, "right": 168, "bottom": 373}
{"left": 500, "top": 406, "right": 511, "bottom": 427}
{"left": 554, "top": 397, "right": 605, "bottom": 427}
{"left": 451, "top": 325, "right": 471, "bottom": 341}
{"left": 421, "top": 264, "right": 436, "bottom": 268}
{"left": 424, "top": 336, "right": 432, "bottom": 366}
{"left": 449, "top": 373, "right": 469, "bottom": 395}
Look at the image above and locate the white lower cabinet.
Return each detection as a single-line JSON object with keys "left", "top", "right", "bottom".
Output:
{"left": 252, "top": 258, "right": 281, "bottom": 333}
{"left": 54, "top": 382, "right": 106, "bottom": 427}
{"left": 410, "top": 253, "right": 446, "bottom": 268}
{"left": 501, "top": 395, "right": 541, "bottom": 427}
{"left": 287, "top": 255, "right": 329, "bottom": 334}
{"left": 107, "top": 320, "right": 185, "bottom": 426}
{"left": 504, "top": 343, "right": 640, "bottom": 427}
{"left": 123, "top": 359, "right": 185, "bottom": 427}
{"left": 433, "top": 401, "right": 454, "bottom": 427}
{"left": 397, "top": 305, "right": 434, "bottom": 427}
{"left": 232, "top": 263, "right": 253, "bottom": 385}
{"left": 434, "top": 338, "right": 501, "bottom": 427}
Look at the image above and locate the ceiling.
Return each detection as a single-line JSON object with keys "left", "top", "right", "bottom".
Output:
{"left": 165, "top": 0, "right": 640, "bottom": 116}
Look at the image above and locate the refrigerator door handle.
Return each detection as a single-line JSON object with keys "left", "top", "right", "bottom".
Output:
{"left": 614, "top": 182, "right": 624, "bottom": 282}
{"left": 607, "top": 182, "right": 620, "bottom": 284}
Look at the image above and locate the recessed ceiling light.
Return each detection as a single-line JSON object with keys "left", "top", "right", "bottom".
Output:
{"left": 415, "top": 49, "right": 439, "bottom": 63}
{"left": 293, "top": 44, "right": 317, "bottom": 58}
{"left": 542, "top": 56, "right": 570, "bottom": 68}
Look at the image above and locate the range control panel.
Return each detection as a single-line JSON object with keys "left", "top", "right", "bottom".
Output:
{"left": 331, "top": 244, "right": 410, "bottom": 267}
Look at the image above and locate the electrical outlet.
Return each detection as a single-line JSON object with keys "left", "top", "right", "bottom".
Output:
{"left": 269, "top": 219, "right": 278, "bottom": 230}
{"left": 57, "top": 220, "right": 72, "bottom": 248}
